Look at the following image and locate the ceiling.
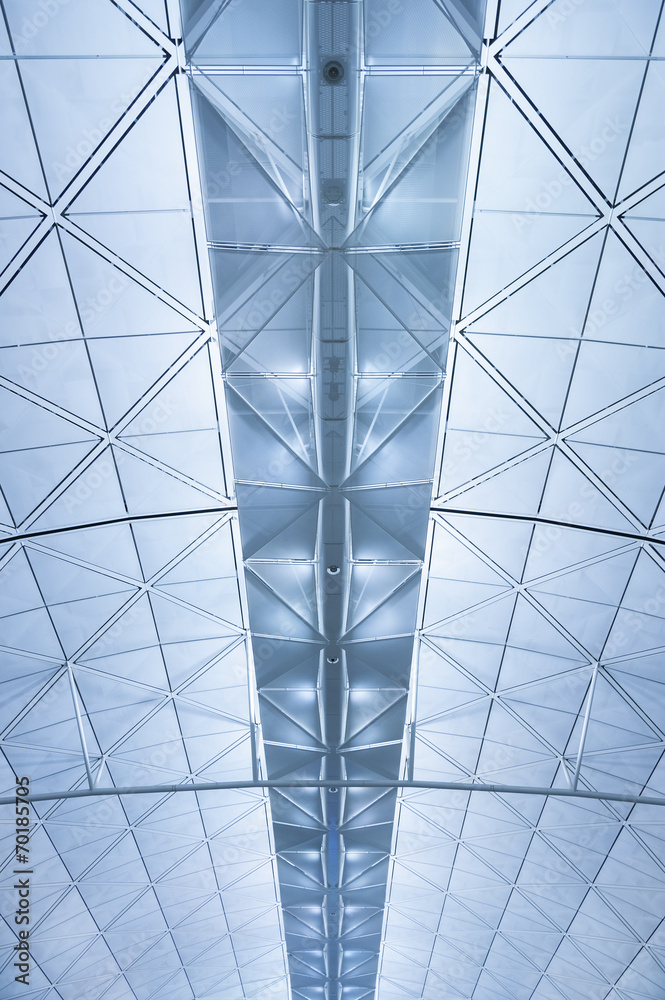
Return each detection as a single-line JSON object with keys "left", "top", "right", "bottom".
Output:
{"left": 1, "top": 2, "right": 665, "bottom": 1000}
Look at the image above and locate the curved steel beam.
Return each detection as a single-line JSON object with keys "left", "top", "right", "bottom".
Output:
{"left": 5, "top": 778, "right": 665, "bottom": 807}
{"left": 0, "top": 507, "right": 237, "bottom": 546}
{"left": 431, "top": 507, "right": 665, "bottom": 546}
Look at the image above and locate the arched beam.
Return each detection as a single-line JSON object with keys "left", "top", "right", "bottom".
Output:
{"left": 0, "top": 507, "right": 237, "bottom": 546}
{"left": 4, "top": 778, "right": 665, "bottom": 808}
{"left": 431, "top": 507, "right": 665, "bottom": 547}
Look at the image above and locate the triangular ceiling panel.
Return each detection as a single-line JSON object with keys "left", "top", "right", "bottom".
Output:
{"left": 462, "top": 211, "right": 597, "bottom": 316}
{"left": 355, "top": 280, "right": 442, "bottom": 375}
{"left": 345, "top": 485, "right": 431, "bottom": 560}
{"left": 621, "top": 178, "right": 665, "bottom": 270}
{"left": 344, "top": 574, "right": 420, "bottom": 641}
{"left": 538, "top": 448, "right": 637, "bottom": 532}
{"left": 416, "top": 650, "right": 487, "bottom": 721}
{"left": 584, "top": 239, "right": 665, "bottom": 359}
{"left": 192, "top": 85, "right": 319, "bottom": 246}
{"left": 138, "top": 0, "right": 169, "bottom": 33}
{"left": 4, "top": 0, "right": 162, "bottom": 57}
{"left": 0, "top": 230, "right": 84, "bottom": 348}
{"left": 565, "top": 385, "right": 665, "bottom": 453}
{"left": 49, "top": 591, "right": 138, "bottom": 659}
{"left": 235, "top": 485, "right": 323, "bottom": 558}
{"left": 504, "top": 1, "right": 659, "bottom": 58}
{"left": 181, "top": 646, "right": 250, "bottom": 719}
{"left": 526, "top": 590, "right": 619, "bottom": 659}
{"left": 353, "top": 377, "right": 441, "bottom": 471}
{"left": 578, "top": 673, "right": 661, "bottom": 753}
{"left": 26, "top": 547, "right": 135, "bottom": 605}
{"left": 162, "top": 635, "right": 242, "bottom": 692}
{"left": 0, "top": 340, "right": 105, "bottom": 427}
{"left": 343, "top": 389, "right": 442, "bottom": 488}
{"left": 465, "top": 333, "right": 578, "bottom": 432}
{"left": 121, "top": 430, "right": 226, "bottom": 497}
{"left": 149, "top": 517, "right": 236, "bottom": 583}
{"left": 74, "top": 670, "right": 162, "bottom": 753}
{"left": 149, "top": 590, "right": 240, "bottom": 645}
{"left": 227, "top": 398, "right": 325, "bottom": 490}
{"left": 0, "top": 60, "right": 48, "bottom": 199}
{"left": 250, "top": 504, "right": 319, "bottom": 564}
{"left": 618, "top": 60, "right": 665, "bottom": 199}
{"left": 348, "top": 563, "right": 421, "bottom": 631}
{"left": 245, "top": 571, "right": 323, "bottom": 642}
{"left": 437, "top": 512, "right": 531, "bottom": 581}
{"left": 67, "top": 209, "right": 203, "bottom": 315}
{"left": 28, "top": 446, "right": 125, "bottom": 531}
{"left": 349, "top": 251, "right": 449, "bottom": 340}
{"left": 423, "top": 635, "right": 504, "bottom": 691}
{"left": 562, "top": 340, "right": 665, "bottom": 429}
{"left": 528, "top": 547, "right": 636, "bottom": 607}
{"left": 501, "top": 54, "right": 644, "bottom": 200}
{"left": 362, "top": 74, "right": 467, "bottom": 170}
{"left": 116, "top": 342, "right": 219, "bottom": 432}
{"left": 201, "top": 74, "right": 305, "bottom": 170}
{"left": 225, "top": 274, "right": 314, "bottom": 376}
{"left": 68, "top": 78, "right": 190, "bottom": 215}
{"left": 0, "top": 549, "right": 46, "bottom": 620}
{"left": 463, "top": 232, "right": 603, "bottom": 338}
{"left": 349, "top": 504, "right": 422, "bottom": 563}
{"left": 349, "top": 91, "right": 475, "bottom": 247}
{"left": 155, "top": 565, "right": 243, "bottom": 629}
{"left": 85, "top": 332, "right": 200, "bottom": 429}
{"left": 213, "top": 250, "right": 318, "bottom": 337}
{"left": 247, "top": 563, "right": 317, "bottom": 629}
{"left": 0, "top": 184, "right": 43, "bottom": 271}
{"left": 363, "top": 0, "right": 474, "bottom": 64}
{"left": 7, "top": 671, "right": 95, "bottom": 752}
{"left": 114, "top": 446, "right": 223, "bottom": 515}
{"left": 439, "top": 442, "right": 552, "bottom": 518}
{"left": 614, "top": 547, "right": 665, "bottom": 619}
{"left": 425, "top": 523, "right": 513, "bottom": 624}
{"left": 227, "top": 376, "right": 316, "bottom": 470}
{"left": 566, "top": 440, "right": 665, "bottom": 526}
{"left": 19, "top": 56, "right": 163, "bottom": 200}
{"left": 60, "top": 231, "right": 201, "bottom": 339}
{"left": 442, "top": 346, "right": 547, "bottom": 491}
{"left": 0, "top": 437, "right": 98, "bottom": 524}
{"left": 190, "top": 0, "right": 301, "bottom": 65}
{"left": 474, "top": 80, "right": 597, "bottom": 218}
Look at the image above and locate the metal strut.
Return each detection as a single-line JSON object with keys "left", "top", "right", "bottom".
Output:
{"left": 4, "top": 778, "right": 665, "bottom": 808}
{"left": 431, "top": 507, "right": 665, "bottom": 547}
